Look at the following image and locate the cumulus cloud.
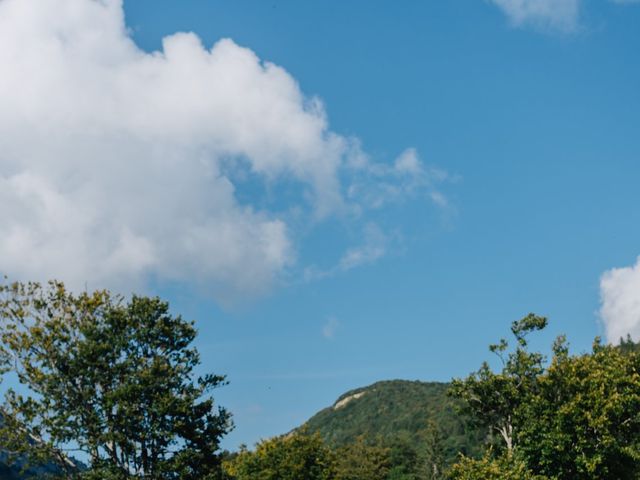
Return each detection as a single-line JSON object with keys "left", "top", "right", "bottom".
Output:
{"left": 0, "top": 0, "right": 443, "bottom": 303}
{"left": 600, "top": 257, "right": 640, "bottom": 343}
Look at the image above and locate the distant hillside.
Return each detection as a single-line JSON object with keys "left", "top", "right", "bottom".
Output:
{"left": 303, "top": 380, "right": 484, "bottom": 462}
{"left": 0, "top": 422, "right": 81, "bottom": 480}
{"left": 0, "top": 453, "right": 61, "bottom": 480}
{"left": 0, "top": 451, "right": 70, "bottom": 480}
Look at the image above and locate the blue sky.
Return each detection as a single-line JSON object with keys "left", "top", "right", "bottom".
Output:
{"left": 1, "top": 0, "right": 640, "bottom": 449}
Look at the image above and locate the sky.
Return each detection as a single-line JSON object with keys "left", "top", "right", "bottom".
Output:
{"left": 0, "top": 0, "right": 639, "bottom": 449}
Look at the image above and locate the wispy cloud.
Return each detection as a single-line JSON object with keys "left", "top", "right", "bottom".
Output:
{"left": 346, "top": 147, "right": 454, "bottom": 211}
{"left": 600, "top": 256, "right": 640, "bottom": 343}
{"left": 338, "top": 225, "right": 388, "bottom": 272}
{"left": 489, "top": 0, "right": 640, "bottom": 33}
{"left": 304, "top": 223, "right": 394, "bottom": 281}
{"left": 322, "top": 317, "right": 340, "bottom": 340}
{"left": 489, "top": 0, "right": 581, "bottom": 32}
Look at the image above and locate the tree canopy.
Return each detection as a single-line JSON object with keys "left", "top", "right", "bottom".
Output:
{"left": 449, "top": 313, "right": 640, "bottom": 480}
{"left": 0, "top": 280, "right": 231, "bottom": 479}
{"left": 224, "top": 431, "right": 336, "bottom": 480}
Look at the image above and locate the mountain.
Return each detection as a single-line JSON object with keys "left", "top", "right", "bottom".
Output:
{"left": 0, "top": 418, "right": 81, "bottom": 480}
{"left": 302, "top": 380, "right": 484, "bottom": 463}
{"left": 0, "top": 451, "right": 63, "bottom": 480}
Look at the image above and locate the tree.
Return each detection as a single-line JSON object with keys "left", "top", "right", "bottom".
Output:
{"left": 447, "top": 451, "right": 546, "bottom": 480}
{"left": 224, "top": 431, "right": 336, "bottom": 480}
{"left": 384, "top": 432, "right": 420, "bottom": 480}
{"left": 0, "top": 280, "right": 231, "bottom": 479}
{"left": 449, "top": 313, "right": 547, "bottom": 454}
{"left": 618, "top": 334, "right": 640, "bottom": 355}
{"left": 449, "top": 314, "right": 640, "bottom": 480}
{"left": 334, "top": 435, "right": 390, "bottom": 480}
{"left": 517, "top": 338, "right": 640, "bottom": 479}
{"left": 420, "top": 420, "right": 446, "bottom": 480}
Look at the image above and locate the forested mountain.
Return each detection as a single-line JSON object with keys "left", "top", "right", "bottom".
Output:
{"left": 0, "top": 421, "right": 66, "bottom": 480}
{"left": 0, "top": 439, "right": 79, "bottom": 480}
{"left": 303, "top": 380, "right": 484, "bottom": 464}
{"left": 0, "top": 452, "right": 63, "bottom": 480}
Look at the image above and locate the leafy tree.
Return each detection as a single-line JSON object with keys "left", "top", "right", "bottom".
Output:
{"left": 450, "top": 314, "right": 640, "bottom": 479}
{"left": 447, "top": 451, "right": 546, "bottom": 480}
{"left": 518, "top": 338, "right": 640, "bottom": 479}
{"left": 420, "top": 420, "right": 446, "bottom": 480}
{"left": 224, "top": 431, "right": 336, "bottom": 480}
{"left": 0, "top": 280, "right": 231, "bottom": 479}
{"left": 385, "top": 433, "right": 420, "bottom": 480}
{"left": 334, "top": 435, "right": 390, "bottom": 480}
{"left": 449, "top": 313, "right": 547, "bottom": 454}
{"left": 618, "top": 334, "right": 640, "bottom": 355}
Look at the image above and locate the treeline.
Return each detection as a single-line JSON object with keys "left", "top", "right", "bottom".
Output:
{"left": 223, "top": 429, "right": 447, "bottom": 480}
{"left": 1, "top": 281, "right": 640, "bottom": 479}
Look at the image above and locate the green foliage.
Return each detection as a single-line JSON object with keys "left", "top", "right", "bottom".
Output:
{"left": 518, "top": 339, "right": 640, "bottom": 479}
{"left": 618, "top": 334, "right": 640, "bottom": 355}
{"left": 421, "top": 420, "right": 446, "bottom": 480}
{"left": 224, "top": 431, "right": 336, "bottom": 480}
{"left": 0, "top": 280, "right": 231, "bottom": 479}
{"left": 449, "top": 313, "right": 547, "bottom": 453}
{"left": 450, "top": 314, "right": 640, "bottom": 480}
{"left": 447, "top": 452, "right": 547, "bottom": 480}
{"left": 304, "top": 380, "right": 484, "bottom": 468}
{"left": 334, "top": 436, "right": 391, "bottom": 480}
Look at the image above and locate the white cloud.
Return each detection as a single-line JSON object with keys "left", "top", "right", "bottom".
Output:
{"left": 394, "top": 148, "right": 422, "bottom": 175}
{"left": 338, "top": 224, "right": 388, "bottom": 272}
{"left": 489, "top": 0, "right": 581, "bottom": 32}
{"left": 322, "top": 317, "right": 340, "bottom": 340}
{"left": 0, "top": 0, "right": 444, "bottom": 303}
{"left": 489, "top": 0, "right": 640, "bottom": 33}
{"left": 600, "top": 257, "right": 640, "bottom": 343}
{"left": 347, "top": 148, "right": 452, "bottom": 211}
{"left": 304, "top": 223, "right": 393, "bottom": 281}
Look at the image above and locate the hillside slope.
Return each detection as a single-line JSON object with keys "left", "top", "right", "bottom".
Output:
{"left": 0, "top": 451, "right": 68, "bottom": 480}
{"left": 303, "top": 380, "right": 484, "bottom": 462}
